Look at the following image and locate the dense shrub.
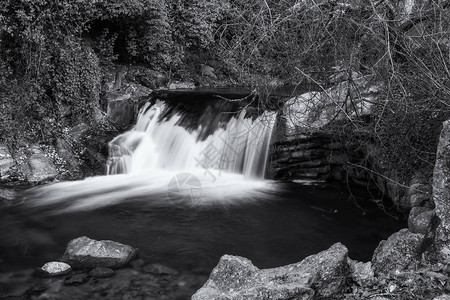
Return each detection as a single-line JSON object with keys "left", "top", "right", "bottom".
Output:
{"left": 0, "top": 0, "right": 449, "bottom": 182}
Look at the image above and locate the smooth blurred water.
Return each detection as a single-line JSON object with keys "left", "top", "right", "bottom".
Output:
{"left": 107, "top": 101, "right": 276, "bottom": 179}
{"left": 0, "top": 91, "right": 405, "bottom": 275}
{"left": 0, "top": 180, "right": 404, "bottom": 274}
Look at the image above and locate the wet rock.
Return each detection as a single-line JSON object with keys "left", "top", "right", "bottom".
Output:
{"left": 193, "top": 243, "right": 349, "bottom": 300}
{"left": 64, "top": 273, "right": 89, "bottom": 285}
{"left": 348, "top": 258, "right": 374, "bottom": 285}
{"left": 372, "top": 229, "right": 423, "bottom": 276}
{"left": 142, "top": 263, "right": 179, "bottom": 276}
{"left": 37, "top": 262, "right": 72, "bottom": 277}
{"left": 408, "top": 207, "right": 434, "bottom": 234}
{"left": 89, "top": 267, "right": 115, "bottom": 278}
{"left": 432, "top": 120, "right": 450, "bottom": 262}
{"left": 61, "top": 236, "right": 138, "bottom": 269}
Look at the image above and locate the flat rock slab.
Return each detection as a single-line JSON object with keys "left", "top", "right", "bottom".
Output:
{"left": 192, "top": 242, "right": 349, "bottom": 300}
{"left": 61, "top": 236, "right": 138, "bottom": 269}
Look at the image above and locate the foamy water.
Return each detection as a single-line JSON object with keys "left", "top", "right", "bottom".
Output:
{"left": 25, "top": 100, "right": 277, "bottom": 213}
{"left": 25, "top": 169, "right": 275, "bottom": 213}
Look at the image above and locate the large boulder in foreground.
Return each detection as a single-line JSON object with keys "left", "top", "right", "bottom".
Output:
{"left": 371, "top": 229, "right": 423, "bottom": 276}
{"left": 61, "top": 236, "right": 138, "bottom": 269}
{"left": 192, "top": 243, "right": 349, "bottom": 300}
{"left": 432, "top": 120, "right": 450, "bottom": 262}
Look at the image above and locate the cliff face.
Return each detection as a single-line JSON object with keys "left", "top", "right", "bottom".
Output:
{"left": 432, "top": 120, "right": 450, "bottom": 261}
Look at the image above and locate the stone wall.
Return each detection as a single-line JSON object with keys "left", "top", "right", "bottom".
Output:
{"left": 268, "top": 74, "right": 435, "bottom": 211}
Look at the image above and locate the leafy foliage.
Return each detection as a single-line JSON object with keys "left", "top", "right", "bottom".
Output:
{"left": 0, "top": 0, "right": 449, "bottom": 182}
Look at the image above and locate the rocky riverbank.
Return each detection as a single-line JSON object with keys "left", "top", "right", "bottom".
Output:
{"left": 189, "top": 120, "right": 450, "bottom": 299}
{"left": 1, "top": 236, "right": 208, "bottom": 300}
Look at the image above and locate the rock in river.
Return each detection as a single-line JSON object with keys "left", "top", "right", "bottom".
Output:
{"left": 192, "top": 242, "right": 349, "bottom": 300}
{"left": 61, "top": 236, "right": 138, "bottom": 269}
{"left": 36, "top": 261, "right": 72, "bottom": 277}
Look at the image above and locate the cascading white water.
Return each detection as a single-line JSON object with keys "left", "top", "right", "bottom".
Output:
{"left": 107, "top": 101, "right": 276, "bottom": 179}
{"left": 26, "top": 99, "right": 277, "bottom": 212}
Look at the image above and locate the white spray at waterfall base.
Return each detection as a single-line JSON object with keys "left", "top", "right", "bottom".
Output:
{"left": 26, "top": 100, "right": 277, "bottom": 212}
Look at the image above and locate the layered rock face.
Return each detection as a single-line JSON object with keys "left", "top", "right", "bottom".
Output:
{"left": 269, "top": 132, "right": 348, "bottom": 181}
{"left": 269, "top": 75, "right": 382, "bottom": 185}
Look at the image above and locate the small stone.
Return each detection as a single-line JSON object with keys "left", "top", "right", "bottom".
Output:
{"left": 36, "top": 262, "right": 71, "bottom": 277}
{"left": 142, "top": 263, "right": 179, "bottom": 275}
{"left": 88, "top": 267, "right": 115, "bottom": 278}
{"left": 64, "top": 273, "right": 88, "bottom": 285}
{"left": 434, "top": 295, "right": 450, "bottom": 300}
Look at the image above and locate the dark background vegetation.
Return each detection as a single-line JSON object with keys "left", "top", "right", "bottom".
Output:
{"left": 0, "top": 0, "right": 449, "bottom": 181}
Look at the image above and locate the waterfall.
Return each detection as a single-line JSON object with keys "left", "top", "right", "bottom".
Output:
{"left": 25, "top": 98, "right": 277, "bottom": 212}
{"left": 106, "top": 101, "right": 276, "bottom": 180}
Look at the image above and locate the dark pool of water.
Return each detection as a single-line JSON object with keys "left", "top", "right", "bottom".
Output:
{"left": 0, "top": 181, "right": 405, "bottom": 274}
